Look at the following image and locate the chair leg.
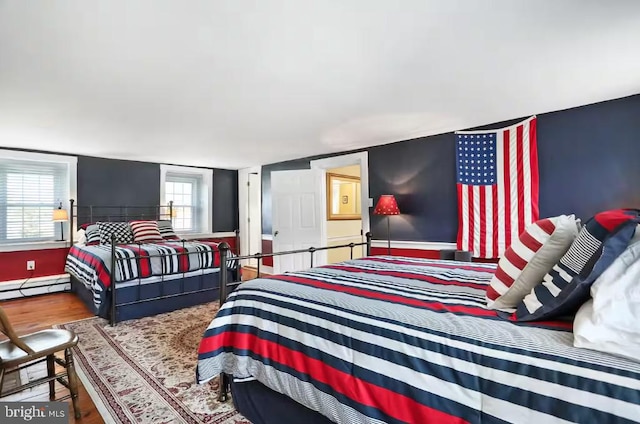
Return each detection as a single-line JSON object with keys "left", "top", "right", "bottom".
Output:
{"left": 65, "top": 348, "right": 81, "bottom": 419}
{"left": 0, "top": 367, "right": 5, "bottom": 397}
{"left": 47, "top": 354, "right": 56, "bottom": 400}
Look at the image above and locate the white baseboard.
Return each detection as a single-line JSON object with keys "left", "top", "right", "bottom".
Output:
{"left": 371, "top": 240, "right": 457, "bottom": 250}
{"left": 180, "top": 232, "right": 237, "bottom": 240}
{"left": 0, "top": 273, "right": 70, "bottom": 300}
{"left": 327, "top": 235, "right": 363, "bottom": 243}
{"left": 255, "top": 265, "right": 273, "bottom": 274}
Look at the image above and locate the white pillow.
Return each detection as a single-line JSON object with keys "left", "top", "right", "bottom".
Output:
{"left": 573, "top": 227, "right": 640, "bottom": 361}
{"left": 75, "top": 229, "right": 87, "bottom": 246}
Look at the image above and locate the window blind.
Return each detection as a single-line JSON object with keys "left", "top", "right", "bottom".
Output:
{"left": 0, "top": 158, "right": 69, "bottom": 243}
{"left": 165, "top": 172, "right": 202, "bottom": 232}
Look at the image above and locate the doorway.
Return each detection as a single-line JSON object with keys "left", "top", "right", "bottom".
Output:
{"left": 310, "top": 151, "right": 370, "bottom": 264}
{"left": 238, "top": 167, "right": 261, "bottom": 269}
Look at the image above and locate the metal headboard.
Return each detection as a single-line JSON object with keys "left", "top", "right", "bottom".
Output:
{"left": 68, "top": 199, "right": 174, "bottom": 244}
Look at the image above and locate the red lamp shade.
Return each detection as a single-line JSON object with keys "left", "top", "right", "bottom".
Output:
{"left": 373, "top": 195, "right": 400, "bottom": 216}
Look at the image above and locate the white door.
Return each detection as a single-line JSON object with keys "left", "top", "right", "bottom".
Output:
{"left": 271, "top": 169, "right": 325, "bottom": 274}
{"left": 247, "top": 172, "right": 261, "bottom": 267}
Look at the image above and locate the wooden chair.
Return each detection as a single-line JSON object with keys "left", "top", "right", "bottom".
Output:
{"left": 0, "top": 306, "right": 81, "bottom": 419}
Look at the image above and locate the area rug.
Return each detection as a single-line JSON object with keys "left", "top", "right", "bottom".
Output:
{"left": 57, "top": 303, "right": 249, "bottom": 424}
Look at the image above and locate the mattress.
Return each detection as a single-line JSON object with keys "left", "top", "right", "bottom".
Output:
{"left": 197, "top": 256, "right": 640, "bottom": 424}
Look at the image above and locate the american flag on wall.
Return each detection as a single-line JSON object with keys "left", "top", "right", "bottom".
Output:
{"left": 456, "top": 116, "right": 539, "bottom": 258}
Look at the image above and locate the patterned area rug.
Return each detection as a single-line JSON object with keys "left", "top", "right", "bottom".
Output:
{"left": 57, "top": 303, "right": 249, "bottom": 424}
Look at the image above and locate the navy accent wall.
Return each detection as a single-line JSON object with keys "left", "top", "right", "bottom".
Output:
{"left": 368, "top": 133, "right": 457, "bottom": 242}
{"left": 261, "top": 94, "right": 640, "bottom": 243}
{"left": 72, "top": 155, "right": 239, "bottom": 231}
{"left": 213, "top": 169, "right": 239, "bottom": 232}
{"left": 536, "top": 96, "right": 640, "bottom": 218}
{"left": 77, "top": 156, "right": 160, "bottom": 209}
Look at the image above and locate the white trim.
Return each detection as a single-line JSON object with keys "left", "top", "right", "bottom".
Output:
{"left": 261, "top": 234, "right": 273, "bottom": 241}
{"left": 178, "top": 231, "right": 236, "bottom": 240}
{"left": 0, "top": 149, "right": 78, "bottom": 243}
{"left": 160, "top": 164, "right": 213, "bottom": 234}
{"left": 310, "top": 151, "right": 370, "bottom": 267}
{"left": 0, "top": 273, "right": 70, "bottom": 300}
{"left": 0, "top": 240, "right": 70, "bottom": 252}
{"left": 256, "top": 265, "right": 274, "bottom": 275}
{"left": 328, "top": 235, "right": 363, "bottom": 243}
{"left": 238, "top": 166, "right": 262, "bottom": 262}
{"left": 371, "top": 240, "right": 457, "bottom": 250}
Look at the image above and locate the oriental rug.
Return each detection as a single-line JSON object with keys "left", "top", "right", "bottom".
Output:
{"left": 57, "top": 303, "right": 248, "bottom": 424}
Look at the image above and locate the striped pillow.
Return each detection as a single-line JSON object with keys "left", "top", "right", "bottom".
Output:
{"left": 84, "top": 224, "right": 101, "bottom": 245}
{"left": 487, "top": 215, "right": 579, "bottom": 311}
{"left": 514, "top": 209, "right": 640, "bottom": 321}
{"left": 130, "top": 220, "right": 163, "bottom": 243}
{"left": 157, "top": 220, "right": 179, "bottom": 240}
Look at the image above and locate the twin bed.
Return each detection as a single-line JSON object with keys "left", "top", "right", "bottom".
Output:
{"left": 197, "top": 243, "right": 640, "bottom": 422}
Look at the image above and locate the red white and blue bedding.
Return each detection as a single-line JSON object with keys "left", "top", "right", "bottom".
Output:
{"left": 197, "top": 256, "right": 640, "bottom": 424}
{"left": 65, "top": 240, "right": 230, "bottom": 309}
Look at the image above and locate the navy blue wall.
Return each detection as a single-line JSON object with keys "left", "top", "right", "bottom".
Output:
{"left": 213, "top": 169, "right": 239, "bottom": 231}
{"left": 262, "top": 94, "right": 640, "bottom": 242}
{"left": 77, "top": 156, "right": 160, "bottom": 209}
{"left": 368, "top": 133, "right": 456, "bottom": 242}
{"left": 76, "top": 156, "right": 238, "bottom": 232}
{"left": 0, "top": 152, "right": 241, "bottom": 232}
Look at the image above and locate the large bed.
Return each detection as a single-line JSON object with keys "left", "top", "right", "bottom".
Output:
{"left": 197, "top": 256, "right": 640, "bottom": 424}
{"left": 64, "top": 200, "right": 237, "bottom": 324}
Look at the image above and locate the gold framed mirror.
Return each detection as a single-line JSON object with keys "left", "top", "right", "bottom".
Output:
{"left": 326, "top": 173, "right": 361, "bottom": 220}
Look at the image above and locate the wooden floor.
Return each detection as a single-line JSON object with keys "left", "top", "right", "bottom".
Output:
{"left": 241, "top": 265, "right": 271, "bottom": 281}
{"left": 0, "top": 293, "right": 103, "bottom": 424}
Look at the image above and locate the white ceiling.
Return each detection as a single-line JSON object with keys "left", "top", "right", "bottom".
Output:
{"left": 1, "top": 1, "right": 639, "bottom": 170}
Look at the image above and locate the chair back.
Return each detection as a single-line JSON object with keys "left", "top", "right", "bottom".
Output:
{"left": 0, "top": 306, "right": 35, "bottom": 355}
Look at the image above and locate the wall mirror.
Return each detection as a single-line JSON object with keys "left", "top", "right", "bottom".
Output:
{"left": 327, "top": 173, "right": 361, "bottom": 220}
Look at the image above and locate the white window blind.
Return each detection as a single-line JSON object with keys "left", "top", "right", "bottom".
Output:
{"left": 165, "top": 173, "right": 203, "bottom": 232}
{"left": 0, "top": 158, "right": 68, "bottom": 243}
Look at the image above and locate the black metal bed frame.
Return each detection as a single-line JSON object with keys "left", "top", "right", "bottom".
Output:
{"left": 214, "top": 232, "right": 373, "bottom": 402}
{"left": 67, "top": 199, "right": 239, "bottom": 326}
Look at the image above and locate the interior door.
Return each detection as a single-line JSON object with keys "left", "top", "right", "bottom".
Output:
{"left": 271, "top": 169, "right": 325, "bottom": 274}
{"left": 247, "top": 172, "right": 261, "bottom": 267}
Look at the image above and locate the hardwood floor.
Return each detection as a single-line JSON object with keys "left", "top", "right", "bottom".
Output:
{"left": 241, "top": 265, "right": 271, "bottom": 281}
{"left": 0, "top": 293, "right": 104, "bottom": 424}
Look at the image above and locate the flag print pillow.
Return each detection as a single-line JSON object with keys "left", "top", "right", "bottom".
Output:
{"left": 514, "top": 209, "right": 640, "bottom": 321}
{"left": 97, "top": 221, "right": 134, "bottom": 245}
{"left": 487, "top": 214, "right": 579, "bottom": 311}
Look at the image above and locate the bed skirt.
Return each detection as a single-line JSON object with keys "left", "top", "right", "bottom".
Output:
{"left": 70, "top": 271, "right": 226, "bottom": 323}
{"left": 231, "top": 379, "right": 332, "bottom": 424}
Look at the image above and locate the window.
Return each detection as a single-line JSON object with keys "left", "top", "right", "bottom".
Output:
{"left": 160, "top": 165, "right": 212, "bottom": 234}
{"left": 165, "top": 175, "right": 200, "bottom": 231}
{"left": 0, "top": 150, "right": 77, "bottom": 244}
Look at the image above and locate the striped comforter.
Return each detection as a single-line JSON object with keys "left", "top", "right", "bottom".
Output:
{"left": 65, "top": 240, "right": 229, "bottom": 307}
{"left": 197, "top": 256, "right": 640, "bottom": 424}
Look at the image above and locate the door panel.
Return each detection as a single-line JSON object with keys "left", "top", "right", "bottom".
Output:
{"left": 271, "top": 169, "right": 325, "bottom": 274}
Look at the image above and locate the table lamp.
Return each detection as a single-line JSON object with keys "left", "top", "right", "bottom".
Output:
{"left": 52, "top": 202, "right": 69, "bottom": 241}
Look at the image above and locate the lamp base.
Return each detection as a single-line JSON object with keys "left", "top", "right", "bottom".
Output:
{"left": 386, "top": 215, "right": 391, "bottom": 256}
